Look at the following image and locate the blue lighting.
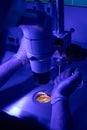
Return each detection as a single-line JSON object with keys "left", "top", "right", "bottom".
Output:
{"left": 64, "top": 0, "right": 87, "bottom": 7}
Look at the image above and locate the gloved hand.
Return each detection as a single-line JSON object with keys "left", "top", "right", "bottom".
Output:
{"left": 14, "top": 35, "right": 30, "bottom": 65}
{"left": 51, "top": 68, "right": 82, "bottom": 104}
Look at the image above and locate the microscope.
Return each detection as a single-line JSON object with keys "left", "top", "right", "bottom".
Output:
{"left": 19, "top": 0, "right": 73, "bottom": 84}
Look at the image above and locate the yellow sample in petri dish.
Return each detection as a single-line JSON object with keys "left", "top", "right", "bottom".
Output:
{"left": 36, "top": 92, "right": 51, "bottom": 103}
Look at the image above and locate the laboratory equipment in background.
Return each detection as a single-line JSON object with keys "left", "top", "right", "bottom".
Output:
{"left": 5, "top": 0, "right": 87, "bottom": 84}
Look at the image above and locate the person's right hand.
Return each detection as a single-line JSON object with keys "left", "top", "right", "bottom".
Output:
{"left": 14, "top": 35, "right": 30, "bottom": 65}
{"left": 51, "top": 68, "right": 82, "bottom": 103}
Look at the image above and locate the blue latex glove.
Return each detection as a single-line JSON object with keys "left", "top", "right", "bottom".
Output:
{"left": 51, "top": 68, "right": 82, "bottom": 104}
{"left": 15, "top": 35, "right": 29, "bottom": 65}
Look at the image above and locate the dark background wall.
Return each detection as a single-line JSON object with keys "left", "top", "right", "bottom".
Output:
{"left": 64, "top": 6, "right": 87, "bottom": 48}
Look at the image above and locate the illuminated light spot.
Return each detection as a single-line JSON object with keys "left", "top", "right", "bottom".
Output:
{"left": 35, "top": 92, "right": 51, "bottom": 103}
{"left": 3, "top": 106, "right": 21, "bottom": 117}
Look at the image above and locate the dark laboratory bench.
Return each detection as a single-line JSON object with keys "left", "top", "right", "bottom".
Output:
{"left": 0, "top": 111, "right": 49, "bottom": 130}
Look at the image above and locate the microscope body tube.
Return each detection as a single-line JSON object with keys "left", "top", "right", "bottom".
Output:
{"left": 23, "top": 25, "right": 54, "bottom": 73}
{"left": 20, "top": 12, "right": 55, "bottom": 84}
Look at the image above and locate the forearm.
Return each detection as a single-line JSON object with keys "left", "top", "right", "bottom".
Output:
{"left": 50, "top": 100, "right": 73, "bottom": 130}
{"left": 0, "top": 55, "right": 23, "bottom": 87}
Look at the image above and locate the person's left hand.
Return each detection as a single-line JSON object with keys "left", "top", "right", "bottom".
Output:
{"left": 51, "top": 68, "right": 82, "bottom": 101}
